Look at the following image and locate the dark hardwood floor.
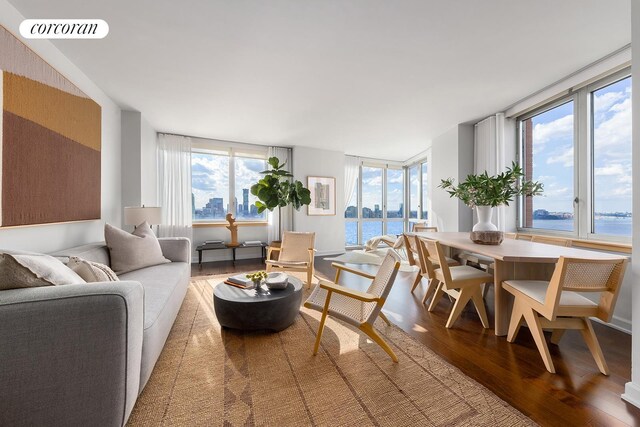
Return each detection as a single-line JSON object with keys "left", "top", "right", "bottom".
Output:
{"left": 193, "top": 257, "right": 640, "bottom": 427}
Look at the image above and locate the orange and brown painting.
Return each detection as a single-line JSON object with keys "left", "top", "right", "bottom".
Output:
{"left": 0, "top": 25, "right": 101, "bottom": 227}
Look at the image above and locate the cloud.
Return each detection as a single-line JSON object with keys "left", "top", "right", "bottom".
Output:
{"left": 546, "top": 146, "right": 573, "bottom": 167}
{"left": 593, "top": 90, "right": 625, "bottom": 115}
{"left": 532, "top": 114, "right": 573, "bottom": 152}
{"left": 594, "top": 164, "right": 625, "bottom": 176}
{"left": 593, "top": 97, "right": 631, "bottom": 149}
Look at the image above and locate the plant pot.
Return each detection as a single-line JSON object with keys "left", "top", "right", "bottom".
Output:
{"left": 473, "top": 206, "right": 498, "bottom": 232}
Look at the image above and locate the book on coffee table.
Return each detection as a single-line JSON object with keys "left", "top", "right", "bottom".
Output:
{"left": 226, "top": 274, "right": 253, "bottom": 288}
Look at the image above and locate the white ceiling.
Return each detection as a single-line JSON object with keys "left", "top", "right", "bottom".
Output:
{"left": 9, "top": 0, "right": 631, "bottom": 161}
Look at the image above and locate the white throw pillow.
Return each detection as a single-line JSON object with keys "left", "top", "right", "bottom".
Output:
{"left": 104, "top": 222, "right": 170, "bottom": 274}
{"left": 0, "top": 251, "right": 86, "bottom": 290}
{"left": 67, "top": 256, "right": 119, "bottom": 282}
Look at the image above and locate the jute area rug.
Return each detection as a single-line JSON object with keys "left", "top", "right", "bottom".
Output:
{"left": 127, "top": 274, "right": 536, "bottom": 426}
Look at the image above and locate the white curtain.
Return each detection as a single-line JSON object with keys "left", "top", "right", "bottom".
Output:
{"left": 474, "top": 113, "right": 508, "bottom": 231}
{"left": 267, "top": 146, "right": 293, "bottom": 242}
{"left": 157, "top": 133, "right": 193, "bottom": 240}
{"left": 344, "top": 155, "right": 360, "bottom": 207}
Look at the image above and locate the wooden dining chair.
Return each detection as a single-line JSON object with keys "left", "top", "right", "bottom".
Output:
{"left": 404, "top": 234, "right": 459, "bottom": 295}
{"left": 304, "top": 251, "right": 402, "bottom": 362}
{"left": 419, "top": 237, "right": 492, "bottom": 329}
{"left": 266, "top": 231, "right": 316, "bottom": 288}
{"left": 412, "top": 223, "right": 438, "bottom": 233}
{"left": 503, "top": 256, "right": 627, "bottom": 374}
{"left": 530, "top": 235, "right": 572, "bottom": 247}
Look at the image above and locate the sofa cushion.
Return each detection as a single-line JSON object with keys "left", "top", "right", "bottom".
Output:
{"left": 118, "top": 261, "right": 190, "bottom": 391}
{"left": 0, "top": 252, "right": 85, "bottom": 290}
{"left": 105, "top": 222, "right": 170, "bottom": 274}
{"left": 118, "top": 262, "right": 189, "bottom": 330}
{"left": 68, "top": 257, "right": 119, "bottom": 282}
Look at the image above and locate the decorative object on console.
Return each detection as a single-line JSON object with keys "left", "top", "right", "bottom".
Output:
{"left": 225, "top": 213, "right": 239, "bottom": 247}
{"left": 0, "top": 25, "right": 102, "bottom": 227}
{"left": 307, "top": 176, "right": 336, "bottom": 216}
{"left": 250, "top": 156, "right": 311, "bottom": 241}
{"left": 439, "top": 162, "right": 543, "bottom": 244}
{"left": 104, "top": 222, "right": 170, "bottom": 274}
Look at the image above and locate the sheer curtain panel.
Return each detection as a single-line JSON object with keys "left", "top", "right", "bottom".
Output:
{"left": 157, "top": 133, "right": 193, "bottom": 240}
{"left": 344, "top": 156, "right": 360, "bottom": 207}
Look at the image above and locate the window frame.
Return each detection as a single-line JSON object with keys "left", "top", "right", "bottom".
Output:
{"left": 516, "top": 67, "right": 631, "bottom": 243}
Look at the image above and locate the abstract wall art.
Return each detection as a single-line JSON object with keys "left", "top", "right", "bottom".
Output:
{"left": 307, "top": 176, "right": 335, "bottom": 216}
{"left": 0, "top": 25, "right": 101, "bottom": 227}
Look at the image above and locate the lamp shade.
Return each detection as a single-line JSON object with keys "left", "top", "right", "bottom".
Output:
{"left": 124, "top": 206, "right": 162, "bottom": 226}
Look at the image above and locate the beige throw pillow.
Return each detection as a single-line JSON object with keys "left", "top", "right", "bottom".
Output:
{"left": 104, "top": 222, "right": 170, "bottom": 274}
{"left": 0, "top": 252, "right": 86, "bottom": 290}
{"left": 67, "top": 257, "right": 119, "bottom": 282}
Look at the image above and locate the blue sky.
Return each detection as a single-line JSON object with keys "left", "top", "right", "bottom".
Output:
{"left": 530, "top": 76, "right": 631, "bottom": 213}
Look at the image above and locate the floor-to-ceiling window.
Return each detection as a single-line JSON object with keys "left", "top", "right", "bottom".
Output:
{"left": 518, "top": 69, "right": 631, "bottom": 240}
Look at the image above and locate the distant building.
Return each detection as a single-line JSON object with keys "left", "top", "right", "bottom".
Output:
{"left": 243, "top": 189, "right": 249, "bottom": 215}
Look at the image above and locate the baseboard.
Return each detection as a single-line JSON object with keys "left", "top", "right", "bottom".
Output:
{"left": 592, "top": 316, "right": 631, "bottom": 335}
{"left": 622, "top": 382, "right": 640, "bottom": 409}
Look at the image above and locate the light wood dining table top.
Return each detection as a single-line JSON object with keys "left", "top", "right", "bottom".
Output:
{"left": 413, "top": 232, "right": 626, "bottom": 262}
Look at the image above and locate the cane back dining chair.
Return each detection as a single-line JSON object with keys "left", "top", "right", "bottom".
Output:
{"left": 503, "top": 256, "right": 627, "bottom": 374}
{"left": 304, "top": 250, "right": 402, "bottom": 362}
{"left": 266, "top": 232, "right": 316, "bottom": 288}
{"left": 530, "top": 235, "right": 572, "bottom": 247}
{"left": 418, "top": 237, "right": 492, "bottom": 329}
{"left": 404, "top": 233, "right": 459, "bottom": 295}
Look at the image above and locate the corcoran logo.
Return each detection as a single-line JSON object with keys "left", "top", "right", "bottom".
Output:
{"left": 19, "top": 19, "right": 109, "bottom": 39}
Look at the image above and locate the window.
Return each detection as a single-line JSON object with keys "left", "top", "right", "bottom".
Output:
{"left": 191, "top": 147, "right": 267, "bottom": 222}
{"left": 591, "top": 76, "right": 632, "bottom": 236}
{"left": 234, "top": 156, "right": 267, "bottom": 220}
{"left": 344, "top": 162, "right": 406, "bottom": 246}
{"left": 518, "top": 69, "right": 631, "bottom": 240}
{"left": 408, "top": 166, "right": 419, "bottom": 219}
{"left": 520, "top": 100, "right": 575, "bottom": 232}
{"left": 421, "top": 162, "right": 428, "bottom": 221}
{"left": 192, "top": 152, "right": 230, "bottom": 221}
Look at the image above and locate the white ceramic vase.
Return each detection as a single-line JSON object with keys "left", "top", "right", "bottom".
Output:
{"left": 473, "top": 205, "right": 498, "bottom": 231}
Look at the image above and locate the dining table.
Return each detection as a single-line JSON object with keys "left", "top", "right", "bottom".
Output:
{"left": 413, "top": 231, "right": 627, "bottom": 336}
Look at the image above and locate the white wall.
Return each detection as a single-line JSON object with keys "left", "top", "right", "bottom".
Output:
{"left": 430, "top": 124, "right": 474, "bottom": 232}
{"left": 293, "top": 146, "right": 345, "bottom": 255}
{"left": 121, "top": 111, "right": 158, "bottom": 216}
{"left": 140, "top": 116, "right": 157, "bottom": 206}
{"left": 0, "top": 1, "right": 122, "bottom": 253}
{"left": 622, "top": 0, "right": 640, "bottom": 409}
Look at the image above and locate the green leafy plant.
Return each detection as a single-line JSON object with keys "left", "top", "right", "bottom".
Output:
{"left": 250, "top": 157, "right": 311, "bottom": 239}
{"left": 439, "top": 162, "right": 543, "bottom": 208}
{"left": 246, "top": 271, "right": 267, "bottom": 282}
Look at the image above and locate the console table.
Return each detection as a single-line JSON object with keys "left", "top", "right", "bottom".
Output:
{"left": 196, "top": 242, "right": 268, "bottom": 266}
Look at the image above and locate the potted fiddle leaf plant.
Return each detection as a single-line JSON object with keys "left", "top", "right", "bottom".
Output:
{"left": 439, "top": 161, "right": 543, "bottom": 233}
{"left": 251, "top": 157, "right": 311, "bottom": 241}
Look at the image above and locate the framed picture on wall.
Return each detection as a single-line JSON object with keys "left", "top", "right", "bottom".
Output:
{"left": 307, "top": 176, "right": 336, "bottom": 216}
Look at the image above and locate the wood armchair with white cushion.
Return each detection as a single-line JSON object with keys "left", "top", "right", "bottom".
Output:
{"left": 304, "top": 251, "right": 402, "bottom": 362}
{"left": 503, "top": 256, "right": 627, "bottom": 374}
{"left": 419, "top": 237, "right": 492, "bottom": 329}
{"left": 266, "top": 232, "right": 316, "bottom": 288}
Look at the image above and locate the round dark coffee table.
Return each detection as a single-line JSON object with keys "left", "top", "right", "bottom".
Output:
{"left": 213, "top": 276, "right": 303, "bottom": 332}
